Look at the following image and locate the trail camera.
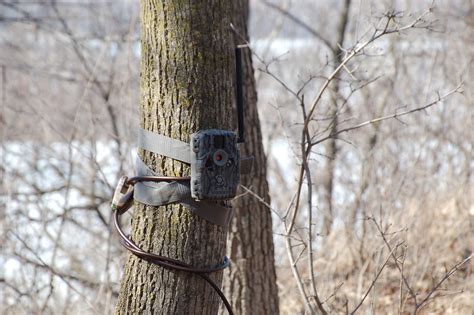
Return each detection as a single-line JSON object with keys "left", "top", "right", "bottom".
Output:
{"left": 190, "top": 130, "right": 240, "bottom": 200}
{"left": 134, "top": 47, "right": 249, "bottom": 206}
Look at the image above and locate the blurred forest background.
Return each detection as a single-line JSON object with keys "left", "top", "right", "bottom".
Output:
{"left": 0, "top": 0, "right": 472, "bottom": 314}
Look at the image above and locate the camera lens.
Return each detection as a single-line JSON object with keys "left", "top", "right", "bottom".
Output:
{"left": 213, "top": 149, "right": 228, "bottom": 166}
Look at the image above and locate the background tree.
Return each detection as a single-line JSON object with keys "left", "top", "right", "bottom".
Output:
{"left": 222, "top": 1, "right": 279, "bottom": 314}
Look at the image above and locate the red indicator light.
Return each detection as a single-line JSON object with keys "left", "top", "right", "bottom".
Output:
{"left": 216, "top": 154, "right": 222, "bottom": 161}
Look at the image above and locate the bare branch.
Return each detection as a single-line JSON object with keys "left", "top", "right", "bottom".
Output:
{"left": 311, "top": 83, "right": 463, "bottom": 147}
{"left": 351, "top": 242, "right": 403, "bottom": 314}
{"left": 262, "top": 1, "right": 333, "bottom": 50}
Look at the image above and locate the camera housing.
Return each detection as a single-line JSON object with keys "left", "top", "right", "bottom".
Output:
{"left": 190, "top": 129, "right": 240, "bottom": 200}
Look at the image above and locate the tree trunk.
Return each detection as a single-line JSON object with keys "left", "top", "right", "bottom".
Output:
{"left": 115, "top": 1, "right": 234, "bottom": 314}
{"left": 221, "top": 1, "right": 280, "bottom": 314}
{"left": 321, "top": 0, "right": 351, "bottom": 236}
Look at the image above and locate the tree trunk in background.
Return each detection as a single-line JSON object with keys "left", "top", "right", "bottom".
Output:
{"left": 115, "top": 1, "right": 234, "bottom": 314}
{"left": 321, "top": 0, "right": 351, "bottom": 236}
{"left": 221, "top": 1, "right": 280, "bottom": 314}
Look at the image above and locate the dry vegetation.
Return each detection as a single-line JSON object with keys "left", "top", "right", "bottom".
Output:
{"left": 277, "top": 193, "right": 473, "bottom": 314}
{"left": 1, "top": 0, "right": 472, "bottom": 314}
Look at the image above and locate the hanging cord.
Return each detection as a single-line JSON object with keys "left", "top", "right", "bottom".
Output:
{"left": 112, "top": 176, "right": 233, "bottom": 315}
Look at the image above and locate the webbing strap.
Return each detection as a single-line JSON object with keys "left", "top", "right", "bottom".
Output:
{"left": 138, "top": 128, "right": 254, "bottom": 173}
{"left": 134, "top": 157, "right": 234, "bottom": 226}
{"left": 138, "top": 128, "right": 191, "bottom": 164}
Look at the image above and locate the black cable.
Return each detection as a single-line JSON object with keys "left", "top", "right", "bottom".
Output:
{"left": 235, "top": 47, "right": 245, "bottom": 143}
{"left": 112, "top": 176, "right": 233, "bottom": 315}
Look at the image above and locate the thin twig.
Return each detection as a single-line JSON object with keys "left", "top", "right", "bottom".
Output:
{"left": 262, "top": 0, "right": 333, "bottom": 50}
{"left": 311, "top": 84, "right": 462, "bottom": 147}
{"left": 370, "top": 216, "right": 418, "bottom": 305}
{"left": 415, "top": 254, "right": 472, "bottom": 313}
{"left": 350, "top": 242, "right": 403, "bottom": 314}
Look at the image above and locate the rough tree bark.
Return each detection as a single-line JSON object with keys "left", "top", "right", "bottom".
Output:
{"left": 221, "top": 1, "right": 280, "bottom": 314}
{"left": 115, "top": 1, "right": 234, "bottom": 314}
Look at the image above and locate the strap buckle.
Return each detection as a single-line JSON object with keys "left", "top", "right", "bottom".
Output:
{"left": 111, "top": 176, "right": 133, "bottom": 213}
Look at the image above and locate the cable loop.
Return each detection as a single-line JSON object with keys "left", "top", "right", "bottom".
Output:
{"left": 112, "top": 175, "right": 233, "bottom": 314}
